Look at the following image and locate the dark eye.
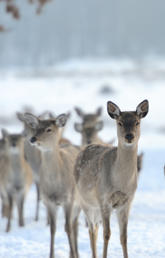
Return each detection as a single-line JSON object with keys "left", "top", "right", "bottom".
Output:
{"left": 136, "top": 121, "right": 140, "bottom": 126}
{"left": 46, "top": 128, "right": 52, "bottom": 133}
{"left": 118, "top": 122, "right": 123, "bottom": 126}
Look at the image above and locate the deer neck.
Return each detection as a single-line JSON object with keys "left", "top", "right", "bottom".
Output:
{"left": 41, "top": 135, "right": 61, "bottom": 168}
{"left": 115, "top": 142, "right": 138, "bottom": 180}
{"left": 9, "top": 146, "right": 24, "bottom": 171}
{"left": 91, "top": 134, "right": 99, "bottom": 144}
{"left": 82, "top": 133, "right": 99, "bottom": 145}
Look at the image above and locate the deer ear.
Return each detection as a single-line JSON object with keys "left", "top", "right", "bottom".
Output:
{"left": 75, "top": 107, "right": 84, "bottom": 118}
{"left": 66, "top": 112, "right": 71, "bottom": 120}
{"left": 56, "top": 114, "right": 67, "bottom": 127}
{"left": 74, "top": 123, "right": 83, "bottom": 133}
{"left": 96, "top": 107, "right": 102, "bottom": 116}
{"left": 16, "top": 112, "right": 25, "bottom": 122}
{"left": 136, "top": 100, "right": 149, "bottom": 118}
{"left": 107, "top": 101, "right": 121, "bottom": 119}
{"left": 23, "top": 113, "right": 39, "bottom": 129}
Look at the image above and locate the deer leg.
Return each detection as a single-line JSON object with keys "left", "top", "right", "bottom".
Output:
{"left": 101, "top": 207, "right": 111, "bottom": 258}
{"left": 102, "top": 219, "right": 110, "bottom": 258}
{"left": 48, "top": 208, "right": 56, "bottom": 258}
{"left": 2, "top": 201, "right": 6, "bottom": 217}
{"left": 35, "top": 182, "right": 40, "bottom": 221}
{"left": 117, "top": 206, "right": 130, "bottom": 258}
{"left": 64, "top": 204, "right": 77, "bottom": 258}
{"left": 88, "top": 223, "right": 98, "bottom": 258}
{"left": 83, "top": 207, "right": 98, "bottom": 258}
{"left": 47, "top": 208, "right": 50, "bottom": 225}
{"left": 6, "top": 194, "right": 13, "bottom": 232}
{"left": 72, "top": 207, "right": 81, "bottom": 258}
{"left": 17, "top": 194, "right": 25, "bottom": 227}
{"left": 1, "top": 197, "right": 9, "bottom": 218}
{"left": 72, "top": 217, "right": 79, "bottom": 258}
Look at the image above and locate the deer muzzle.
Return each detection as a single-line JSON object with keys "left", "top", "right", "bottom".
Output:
{"left": 30, "top": 136, "right": 37, "bottom": 143}
{"left": 125, "top": 133, "right": 134, "bottom": 143}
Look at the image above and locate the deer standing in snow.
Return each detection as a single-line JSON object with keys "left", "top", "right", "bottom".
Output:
{"left": 74, "top": 100, "right": 149, "bottom": 258}
{"left": 2, "top": 130, "right": 33, "bottom": 232}
{"left": 17, "top": 111, "right": 72, "bottom": 221}
{"left": 0, "top": 137, "right": 10, "bottom": 218}
{"left": 24, "top": 113, "right": 80, "bottom": 258}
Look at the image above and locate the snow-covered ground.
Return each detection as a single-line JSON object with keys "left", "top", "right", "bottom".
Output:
{"left": 0, "top": 58, "right": 165, "bottom": 257}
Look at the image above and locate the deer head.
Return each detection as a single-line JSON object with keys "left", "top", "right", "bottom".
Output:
{"left": 2, "top": 129, "right": 24, "bottom": 153}
{"left": 74, "top": 121, "right": 103, "bottom": 145}
{"left": 25, "top": 113, "right": 68, "bottom": 151}
{"left": 107, "top": 100, "right": 149, "bottom": 148}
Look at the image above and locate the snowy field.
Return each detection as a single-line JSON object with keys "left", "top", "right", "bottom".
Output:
{"left": 0, "top": 58, "right": 165, "bottom": 258}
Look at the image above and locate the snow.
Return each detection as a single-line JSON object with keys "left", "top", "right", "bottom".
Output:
{"left": 0, "top": 58, "right": 165, "bottom": 257}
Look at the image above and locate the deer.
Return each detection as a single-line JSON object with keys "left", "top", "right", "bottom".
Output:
{"left": 74, "top": 99, "right": 149, "bottom": 258}
{"left": 24, "top": 112, "right": 80, "bottom": 258}
{"left": 17, "top": 111, "right": 71, "bottom": 221}
{"left": 1, "top": 130, "right": 33, "bottom": 232}
{"left": 0, "top": 137, "right": 10, "bottom": 218}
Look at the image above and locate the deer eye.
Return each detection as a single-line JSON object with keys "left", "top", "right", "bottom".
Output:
{"left": 136, "top": 121, "right": 140, "bottom": 126}
{"left": 46, "top": 128, "right": 52, "bottom": 133}
{"left": 118, "top": 122, "right": 123, "bottom": 126}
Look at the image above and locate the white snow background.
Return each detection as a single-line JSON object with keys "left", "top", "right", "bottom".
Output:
{"left": 0, "top": 58, "right": 165, "bottom": 258}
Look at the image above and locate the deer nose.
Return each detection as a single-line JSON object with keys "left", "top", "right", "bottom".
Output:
{"left": 125, "top": 133, "right": 134, "bottom": 141}
{"left": 30, "top": 137, "right": 37, "bottom": 143}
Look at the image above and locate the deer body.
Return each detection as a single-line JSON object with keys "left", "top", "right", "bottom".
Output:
{"left": 7, "top": 146, "right": 32, "bottom": 195}
{"left": 0, "top": 139, "right": 10, "bottom": 192}
{"left": 2, "top": 131, "right": 33, "bottom": 232}
{"left": 74, "top": 100, "right": 149, "bottom": 258}
{"left": 40, "top": 141, "right": 78, "bottom": 208}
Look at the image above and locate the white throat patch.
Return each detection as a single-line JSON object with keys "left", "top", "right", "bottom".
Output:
{"left": 124, "top": 142, "right": 135, "bottom": 148}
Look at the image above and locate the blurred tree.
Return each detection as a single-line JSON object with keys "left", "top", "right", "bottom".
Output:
{"left": 0, "top": 0, "right": 52, "bottom": 32}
